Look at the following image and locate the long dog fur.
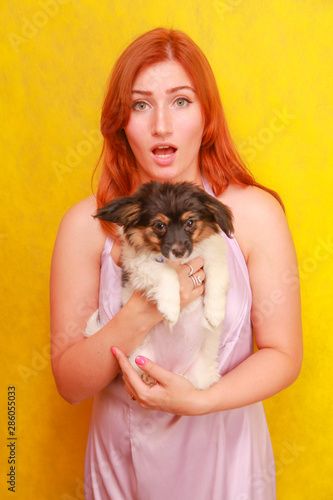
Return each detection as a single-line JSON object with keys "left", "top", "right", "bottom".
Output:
{"left": 84, "top": 181, "right": 233, "bottom": 389}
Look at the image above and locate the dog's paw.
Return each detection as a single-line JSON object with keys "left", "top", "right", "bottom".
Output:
{"left": 158, "top": 301, "right": 180, "bottom": 327}
{"left": 84, "top": 310, "right": 101, "bottom": 337}
{"left": 197, "top": 371, "right": 221, "bottom": 390}
{"left": 203, "top": 288, "right": 228, "bottom": 329}
{"left": 183, "top": 370, "right": 221, "bottom": 390}
{"left": 154, "top": 287, "right": 180, "bottom": 327}
{"left": 202, "top": 304, "right": 225, "bottom": 330}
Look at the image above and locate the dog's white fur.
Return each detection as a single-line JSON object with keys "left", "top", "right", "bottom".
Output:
{"left": 85, "top": 232, "right": 229, "bottom": 390}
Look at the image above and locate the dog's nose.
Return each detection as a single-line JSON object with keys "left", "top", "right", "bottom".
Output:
{"left": 171, "top": 245, "right": 186, "bottom": 258}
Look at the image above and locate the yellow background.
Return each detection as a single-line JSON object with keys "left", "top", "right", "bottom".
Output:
{"left": 1, "top": 1, "right": 332, "bottom": 498}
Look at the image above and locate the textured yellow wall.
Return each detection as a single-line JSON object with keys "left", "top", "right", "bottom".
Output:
{"left": 1, "top": 1, "right": 332, "bottom": 498}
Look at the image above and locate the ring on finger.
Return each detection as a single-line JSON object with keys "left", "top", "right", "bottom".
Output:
{"left": 191, "top": 274, "right": 203, "bottom": 288}
{"left": 141, "top": 373, "right": 157, "bottom": 387}
{"left": 184, "top": 262, "right": 194, "bottom": 276}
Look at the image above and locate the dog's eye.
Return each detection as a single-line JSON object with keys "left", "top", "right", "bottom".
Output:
{"left": 185, "top": 219, "right": 195, "bottom": 229}
{"left": 153, "top": 221, "right": 166, "bottom": 234}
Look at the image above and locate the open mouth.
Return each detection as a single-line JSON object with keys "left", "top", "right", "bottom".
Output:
{"left": 152, "top": 145, "right": 177, "bottom": 160}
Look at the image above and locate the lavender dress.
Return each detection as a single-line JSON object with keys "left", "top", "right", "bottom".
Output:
{"left": 84, "top": 180, "right": 276, "bottom": 500}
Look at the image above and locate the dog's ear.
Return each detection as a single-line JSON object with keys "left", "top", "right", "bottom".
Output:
{"left": 200, "top": 193, "right": 234, "bottom": 237}
{"left": 94, "top": 196, "right": 141, "bottom": 226}
{"left": 210, "top": 199, "right": 234, "bottom": 237}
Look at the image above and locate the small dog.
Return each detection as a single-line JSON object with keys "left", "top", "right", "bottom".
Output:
{"left": 85, "top": 181, "right": 233, "bottom": 389}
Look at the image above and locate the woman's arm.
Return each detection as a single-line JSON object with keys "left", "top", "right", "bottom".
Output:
{"left": 111, "top": 186, "right": 303, "bottom": 415}
{"left": 50, "top": 196, "right": 204, "bottom": 405}
{"left": 50, "top": 196, "right": 161, "bottom": 405}
{"left": 207, "top": 185, "right": 303, "bottom": 410}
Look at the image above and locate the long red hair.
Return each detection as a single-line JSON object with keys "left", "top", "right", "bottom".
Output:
{"left": 94, "top": 28, "right": 283, "bottom": 236}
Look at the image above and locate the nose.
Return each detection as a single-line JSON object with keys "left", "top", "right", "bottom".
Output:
{"left": 152, "top": 106, "right": 173, "bottom": 137}
{"left": 171, "top": 244, "right": 186, "bottom": 258}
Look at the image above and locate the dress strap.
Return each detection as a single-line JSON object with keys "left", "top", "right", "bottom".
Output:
{"left": 103, "top": 235, "right": 115, "bottom": 254}
{"left": 201, "top": 173, "right": 214, "bottom": 196}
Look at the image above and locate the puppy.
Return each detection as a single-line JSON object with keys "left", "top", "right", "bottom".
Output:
{"left": 85, "top": 181, "right": 233, "bottom": 389}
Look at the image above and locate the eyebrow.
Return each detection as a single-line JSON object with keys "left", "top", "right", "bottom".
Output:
{"left": 131, "top": 85, "right": 196, "bottom": 95}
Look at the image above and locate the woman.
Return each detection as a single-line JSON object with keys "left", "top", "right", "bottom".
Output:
{"left": 50, "top": 28, "right": 302, "bottom": 499}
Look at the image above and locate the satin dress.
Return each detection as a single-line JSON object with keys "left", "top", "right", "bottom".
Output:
{"left": 84, "top": 179, "right": 276, "bottom": 500}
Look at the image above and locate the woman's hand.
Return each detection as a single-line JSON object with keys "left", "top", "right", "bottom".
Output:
{"left": 109, "top": 258, "right": 208, "bottom": 416}
{"left": 169, "top": 256, "right": 205, "bottom": 310}
{"left": 111, "top": 347, "right": 208, "bottom": 416}
{"left": 107, "top": 259, "right": 207, "bottom": 415}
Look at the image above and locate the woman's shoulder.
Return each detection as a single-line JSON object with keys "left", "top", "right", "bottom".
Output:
{"left": 56, "top": 194, "right": 106, "bottom": 253}
{"left": 219, "top": 183, "right": 284, "bottom": 217}
{"left": 61, "top": 194, "right": 97, "bottom": 222}
{"left": 218, "top": 184, "right": 288, "bottom": 262}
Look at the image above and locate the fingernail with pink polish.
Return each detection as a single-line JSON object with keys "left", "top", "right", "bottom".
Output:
{"left": 111, "top": 347, "right": 117, "bottom": 356}
{"left": 135, "top": 356, "right": 146, "bottom": 366}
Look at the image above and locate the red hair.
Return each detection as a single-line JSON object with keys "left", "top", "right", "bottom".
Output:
{"left": 94, "top": 28, "right": 283, "bottom": 236}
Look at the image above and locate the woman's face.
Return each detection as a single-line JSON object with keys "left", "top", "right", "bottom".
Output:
{"left": 124, "top": 61, "right": 204, "bottom": 185}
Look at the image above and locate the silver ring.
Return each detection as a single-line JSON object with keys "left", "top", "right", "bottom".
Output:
{"left": 185, "top": 263, "right": 194, "bottom": 276}
{"left": 191, "top": 274, "right": 202, "bottom": 288}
